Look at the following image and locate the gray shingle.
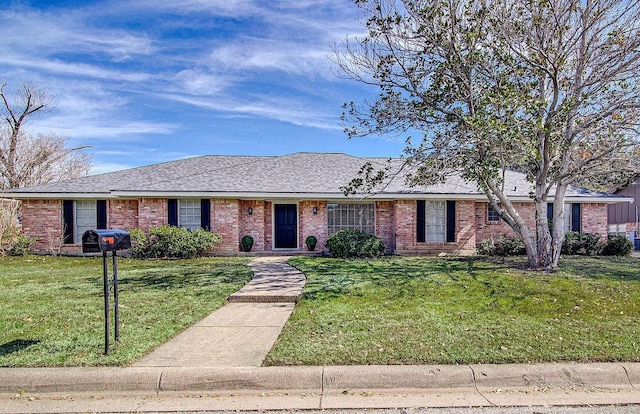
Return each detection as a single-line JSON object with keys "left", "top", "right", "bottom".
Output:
{"left": 5, "top": 152, "right": 620, "bottom": 200}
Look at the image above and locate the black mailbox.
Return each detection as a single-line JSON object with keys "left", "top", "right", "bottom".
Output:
{"left": 82, "top": 229, "right": 131, "bottom": 253}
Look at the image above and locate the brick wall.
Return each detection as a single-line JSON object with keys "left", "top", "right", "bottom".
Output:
{"left": 475, "top": 201, "right": 536, "bottom": 242}
{"left": 300, "top": 200, "right": 327, "bottom": 251}
{"left": 21, "top": 199, "right": 63, "bottom": 252}
{"left": 582, "top": 203, "right": 608, "bottom": 239}
{"left": 212, "top": 199, "right": 240, "bottom": 253}
{"left": 108, "top": 199, "right": 138, "bottom": 230}
{"left": 375, "top": 201, "right": 395, "bottom": 252}
{"left": 137, "top": 198, "right": 167, "bottom": 231}
{"left": 456, "top": 200, "right": 476, "bottom": 252}
{"left": 394, "top": 200, "right": 416, "bottom": 251}
{"left": 239, "top": 200, "right": 266, "bottom": 251}
{"left": 395, "top": 200, "right": 479, "bottom": 255}
{"left": 18, "top": 196, "right": 614, "bottom": 256}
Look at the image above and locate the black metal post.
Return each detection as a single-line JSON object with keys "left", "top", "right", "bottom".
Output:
{"left": 112, "top": 250, "right": 120, "bottom": 343}
{"left": 102, "top": 251, "right": 110, "bottom": 355}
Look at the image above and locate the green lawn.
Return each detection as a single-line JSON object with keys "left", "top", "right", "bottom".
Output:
{"left": 0, "top": 256, "right": 251, "bottom": 367}
{"left": 265, "top": 255, "right": 640, "bottom": 366}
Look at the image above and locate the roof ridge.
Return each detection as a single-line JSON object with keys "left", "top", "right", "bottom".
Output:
{"left": 133, "top": 155, "right": 275, "bottom": 188}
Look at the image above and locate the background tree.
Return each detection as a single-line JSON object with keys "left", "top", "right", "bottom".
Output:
{"left": 335, "top": 0, "right": 640, "bottom": 271}
{"left": 1, "top": 82, "right": 91, "bottom": 190}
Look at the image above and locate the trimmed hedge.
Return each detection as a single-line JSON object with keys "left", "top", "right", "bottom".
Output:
{"left": 602, "top": 236, "right": 634, "bottom": 256}
{"left": 561, "top": 232, "right": 602, "bottom": 256}
{"left": 478, "top": 235, "right": 526, "bottom": 256}
{"left": 130, "top": 226, "right": 221, "bottom": 259}
{"left": 326, "top": 230, "right": 385, "bottom": 258}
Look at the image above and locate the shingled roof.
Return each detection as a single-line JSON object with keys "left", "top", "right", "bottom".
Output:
{"left": 4, "top": 152, "right": 623, "bottom": 202}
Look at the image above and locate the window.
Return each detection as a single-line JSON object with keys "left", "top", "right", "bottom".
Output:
{"left": 63, "top": 200, "right": 107, "bottom": 244}
{"left": 417, "top": 200, "right": 456, "bottom": 243}
{"left": 327, "top": 202, "right": 375, "bottom": 235}
{"left": 487, "top": 204, "right": 501, "bottom": 222}
{"left": 563, "top": 203, "right": 572, "bottom": 233}
{"left": 547, "top": 203, "right": 581, "bottom": 233}
{"left": 425, "top": 201, "right": 446, "bottom": 242}
{"left": 168, "top": 199, "right": 210, "bottom": 231}
{"left": 179, "top": 199, "right": 201, "bottom": 230}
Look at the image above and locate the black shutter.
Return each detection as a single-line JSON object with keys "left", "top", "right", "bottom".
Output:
{"left": 571, "top": 203, "right": 581, "bottom": 232}
{"left": 168, "top": 199, "right": 178, "bottom": 226}
{"left": 63, "top": 200, "right": 74, "bottom": 244}
{"left": 446, "top": 200, "right": 456, "bottom": 242}
{"left": 200, "top": 199, "right": 211, "bottom": 230}
{"left": 416, "top": 200, "right": 426, "bottom": 243}
{"left": 96, "top": 200, "right": 107, "bottom": 229}
{"left": 547, "top": 203, "right": 553, "bottom": 221}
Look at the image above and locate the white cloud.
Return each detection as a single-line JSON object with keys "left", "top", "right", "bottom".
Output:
{"left": 0, "top": 8, "right": 155, "bottom": 61}
{"left": 158, "top": 92, "right": 341, "bottom": 131}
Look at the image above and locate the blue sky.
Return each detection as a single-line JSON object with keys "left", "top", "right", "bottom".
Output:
{"left": 0, "top": 0, "right": 406, "bottom": 174}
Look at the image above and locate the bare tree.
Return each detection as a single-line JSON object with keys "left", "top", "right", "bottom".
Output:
{"left": 0, "top": 82, "right": 91, "bottom": 190}
{"left": 335, "top": 0, "right": 640, "bottom": 271}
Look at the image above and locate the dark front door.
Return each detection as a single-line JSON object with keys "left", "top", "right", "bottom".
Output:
{"left": 274, "top": 204, "right": 297, "bottom": 249}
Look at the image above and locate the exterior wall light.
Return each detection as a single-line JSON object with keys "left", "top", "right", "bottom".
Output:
{"left": 313, "top": 206, "right": 318, "bottom": 215}
{"left": 248, "top": 207, "right": 253, "bottom": 215}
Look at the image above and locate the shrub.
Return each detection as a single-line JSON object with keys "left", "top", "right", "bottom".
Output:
{"left": 601, "top": 235, "right": 634, "bottom": 256}
{"left": 478, "top": 235, "right": 526, "bottom": 256}
{"left": 580, "top": 233, "right": 603, "bottom": 256}
{"left": 561, "top": 232, "right": 602, "bottom": 255}
{"left": 561, "top": 231, "right": 582, "bottom": 255}
{"left": 326, "top": 230, "right": 385, "bottom": 258}
{"left": 130, "top": 226, "right": 221, "bottom": 259}
{"left": 240, "top": 235, "right": 254, "bottom": 252}
{"left": 7, "top": 234, "right": 36, "bottom": 256}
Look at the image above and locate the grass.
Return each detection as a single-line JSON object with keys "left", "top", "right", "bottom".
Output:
{"left": 0, "top": 255, "right": 251, "bottom": 367}
{"left": 265, "top": 255, "right": 640, "bottom": 366}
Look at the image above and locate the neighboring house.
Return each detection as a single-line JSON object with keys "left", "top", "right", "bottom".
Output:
{"left": 2, "top": 152, "right": 630, "bottom": 255}
{"left": 608, "top": 181, "right": 639, "bottom": 248}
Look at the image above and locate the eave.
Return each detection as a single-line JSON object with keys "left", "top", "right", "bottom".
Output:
{"left": 2, "top": 191, "right": 633, "bottom": 204}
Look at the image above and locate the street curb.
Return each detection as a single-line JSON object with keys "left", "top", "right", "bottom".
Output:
{"left": 1, "top": 363, "right": 638, "bottom": 394}
{"left": 0, "top": 367, "right": 161, "bottom": 393}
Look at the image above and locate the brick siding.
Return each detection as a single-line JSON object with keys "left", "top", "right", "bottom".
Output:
{"left": 375, "top": 201, "right": 396, "bottom": 252}
{"left": 581, "top": 203, "right": 608, "bottom": 239}
{"left": 300, "top": 200, "right": 327, "bottom": 251}
{"left": 138, "top": 198, "right": 167, "bottom": 231}
{"left": 239, "top": 200, "right": 266, "bottom": 251}
{"left": 475, "top": 201, "right": 536, "bottom": 242}
{"left": 394, "top": 200, "right": 416, "bottom": 252}
{"left": 21, "top": 199, "right": 63, "bottom": 253}
{"left": 108, "top": 199, "right": 138, "bottom": 230}
{"left": 19, "top": 196, "right": 614, "bottom": 255}
{"left": 212, "top": 199, "right": 240, "bottom": 253}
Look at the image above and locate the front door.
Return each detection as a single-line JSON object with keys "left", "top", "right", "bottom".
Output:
{"left": 274, "top": 204, "right": 297, "bottom": 249}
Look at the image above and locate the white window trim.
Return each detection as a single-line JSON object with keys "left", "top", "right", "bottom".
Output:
{"left": 327, "top": 202, "right": 376, "bottom": 235}
{"left": 178, "top": 199, "right": 201, "bottom": 231}
{"left": 424, "top": 200, "right": 446, "bottom": 242}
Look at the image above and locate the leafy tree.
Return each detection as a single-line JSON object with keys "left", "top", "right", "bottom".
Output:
{"left": 335, "top": 0, "right": 640, "bottom": 270}
{"left": 1, "top": 82, "right": 91, "bottom": 190}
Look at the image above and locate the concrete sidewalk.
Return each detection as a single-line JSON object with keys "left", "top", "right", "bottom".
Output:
{"left": 1, "top": 256, "right": 640, "bottom": 412}
{"left": 134, "top": 256, "right": 305, "bottom": 367}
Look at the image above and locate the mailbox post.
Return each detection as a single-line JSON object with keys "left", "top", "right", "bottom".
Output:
{"left": 82, "top": 229, "right": 131, "bottom": 355}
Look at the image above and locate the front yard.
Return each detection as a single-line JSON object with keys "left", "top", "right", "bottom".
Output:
{"left": 265, "top": 255, "right": 640, "bottom": 365}
{"left": 0, "top": 256, "right": 251, "bottom": 366}
{"left": 1, "top": 254, "right": 639, "bottom": 367}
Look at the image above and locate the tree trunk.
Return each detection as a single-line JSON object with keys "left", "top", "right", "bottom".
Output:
{"left": 549, "top": 184, "right": 569, "bottom": 271}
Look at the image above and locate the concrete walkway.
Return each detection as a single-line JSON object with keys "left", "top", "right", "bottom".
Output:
{"left": 134, "top": 256, "right": 305, "bottom": 367}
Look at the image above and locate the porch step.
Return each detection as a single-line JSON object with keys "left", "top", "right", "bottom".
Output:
{"left": 226, "top": 256, "right": 306, "bottom": 304}
{"left": 226, "top": 293, "right": 301, "bottom": 303}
